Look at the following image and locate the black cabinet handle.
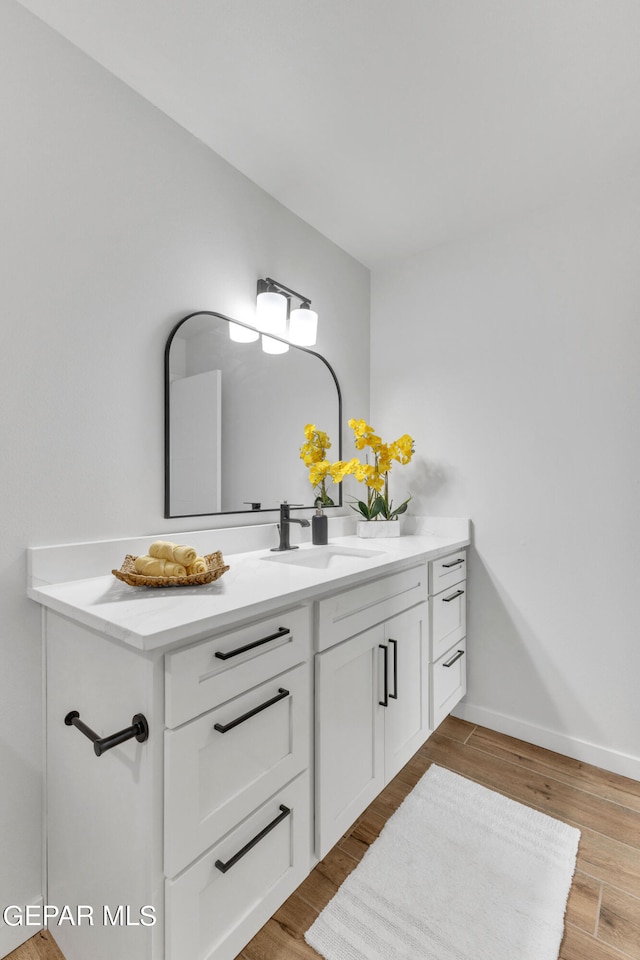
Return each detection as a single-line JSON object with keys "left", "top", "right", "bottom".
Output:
{"left": 442, "top": 589, "right": 465, "bottom": 603}
{"left": 388, "top": 639, "right": 398, "bottom": 700}
{"left": 442, "top": 558, "right": 465, "bottom": 568}
{"left": 215, "top": 804, "right": 291, "bottom": 873}
{"left": 379, "top": 644, "right": 389, "bottom": 707}
{"left": 214, "top": 688, "right": 289, "bottom": 734}
{"left": 443, "top": 649, "right": 465, "bottom": 668}
{"left": 215, "top": 626, "right": 290, "bottom": 661}
{"left": 64, "top": 711, "right": 149, "bottom": 758}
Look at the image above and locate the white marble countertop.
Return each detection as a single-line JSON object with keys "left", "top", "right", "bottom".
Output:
{"left": 28, "top": 519, "right": 470, "bottom": 653}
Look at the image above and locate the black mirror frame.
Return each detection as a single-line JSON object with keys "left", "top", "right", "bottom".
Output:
{"left": 164, "top": 310, "right": 343, "bottom": 518}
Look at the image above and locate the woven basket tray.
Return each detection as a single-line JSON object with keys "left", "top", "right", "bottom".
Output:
{"left": 112, "top": 551, "right": 230, "bottom": 587}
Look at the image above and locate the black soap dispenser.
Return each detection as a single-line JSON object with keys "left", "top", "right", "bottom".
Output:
{"left": 312, "top": 508, "right": 328, "bottom": 545}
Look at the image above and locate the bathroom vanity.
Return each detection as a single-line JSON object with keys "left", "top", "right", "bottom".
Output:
{"left": 28, "top": 518, "right": 469, "bottom": 960}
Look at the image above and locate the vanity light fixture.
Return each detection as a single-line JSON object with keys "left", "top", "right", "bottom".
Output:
{"left": 228, "top": 321, "right": 259, "bottom": 343}
{"left": 261, "top": 332, "right": 290, "bottom": 354}
{"left": 256, "top": 279, "right": 288, "bottom": 353}
{"left": 256, "top": 277, "right": 318, "bottom": 353}
{"left": 289, "top": 301, "right": 318, "bottom": 347}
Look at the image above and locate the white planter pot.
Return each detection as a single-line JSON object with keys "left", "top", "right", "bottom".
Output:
{"left": 356, "top": 519, "right": 402, "bottom": 539}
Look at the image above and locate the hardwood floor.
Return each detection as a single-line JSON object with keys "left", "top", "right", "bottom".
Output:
{"left": 4, "top": 931, "right": 64, "bottom": 960}
{"left": 239, "top": 718, "right": 640, "bottom": 960}
{"left": 8, "top": 718, "right": 640, "bottom": 960}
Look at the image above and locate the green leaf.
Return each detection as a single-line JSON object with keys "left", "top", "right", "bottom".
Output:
{"left": 388, "top": 495, "right": 412, "bottom": 520}
{"left": 370, "top": 497, "right": 386, "bottom": 519}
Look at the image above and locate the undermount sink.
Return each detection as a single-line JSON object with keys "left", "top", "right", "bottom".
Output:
{"left": 263, "top": 544, "right": 385, "bottom": 569}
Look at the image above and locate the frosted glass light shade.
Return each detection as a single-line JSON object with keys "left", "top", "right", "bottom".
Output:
{"left": 256, "top": 290, "right": 287, "bottom": 336}
{"left": 229, "top": 322, "right": 259, "bottom": 343}
{"left": 261, "top": 334, "right": 289, "bottom": 354}
{"left": 288, "top": 306, "right": 318, "bottom": 346}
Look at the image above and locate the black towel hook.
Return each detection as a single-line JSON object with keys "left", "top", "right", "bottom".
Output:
{"left": 65, "top": 710, "right": 149, "bottom": 757}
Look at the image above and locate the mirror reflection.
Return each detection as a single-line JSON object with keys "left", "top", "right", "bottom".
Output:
{"left": 165, "top": 311, "right": 342, "bottom": 517}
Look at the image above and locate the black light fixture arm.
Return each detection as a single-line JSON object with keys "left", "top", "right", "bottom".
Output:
{"left": 260, "top": 277, "right": 312, "bottom": 307}
{"left": 65, "top": 710, "right": 149, "bottom": 757}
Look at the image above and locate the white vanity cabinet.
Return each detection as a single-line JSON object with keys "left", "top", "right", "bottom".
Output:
{"left": 31, "top": 523, "right": 470, "bottom": 960}
{"left": 162, "top": 608, "right": 312, "bottom": 960}
{"left": 163, "top": 607, "right": 311, "bottom": 877}
{"left": 44, "top": 605, "right": 312, "bottom": 960}
{"left": 164, "top": 661, "right": 309, "bottom": 877}
{"left": 314, "top": 564, "right": 430, "bottom": 858}
{"left": 429, "top": 550, "right": 467, "bottom": 729}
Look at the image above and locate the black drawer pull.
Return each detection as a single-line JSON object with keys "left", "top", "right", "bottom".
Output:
{"left": 442, "top": 589, "right": 465, "bottom": 603}
{"left": 442, "top": 558, "right": 465, "bottom": 568}
{"left": 389, "top": 638, "right": 398, "bottom": 700}
{"left": 443, "top": 649, "right": 465, "bottom": 668}
{"left": 215, "top": 626, "right": 290, "bottom": 661}
{"left": 215, "top": 804, "right": 291, "bottom": 874}
{"left": 379, "top": 644, "right": 389, "bottom": 707}
{"left": 214, "top": 688, "right": 290, "bottom": 734}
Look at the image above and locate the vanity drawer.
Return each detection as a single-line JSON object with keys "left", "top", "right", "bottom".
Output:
{"left": 316, "top": 563, "right": 428, "bottom": 651}
{"left": 164, "top": 662, "right": 310, "bottom": 878}
{"left": 430, "top": 580, "right": 466, "bottom": 661}
{"left": 165, "top": 771, "right": 310, "bottom": 960}
{"left": 430, "top": 638, "right": 467, "bottom": 730}
{"left": 165, "top": 606, "right": 310, "bottom": 727}
{"left": 429, "top": 550, "right": 466, "bottom": 595}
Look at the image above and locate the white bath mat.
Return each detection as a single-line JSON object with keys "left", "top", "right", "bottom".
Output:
{"left": 305, "top": 765, "right": 579, "bottom": 960}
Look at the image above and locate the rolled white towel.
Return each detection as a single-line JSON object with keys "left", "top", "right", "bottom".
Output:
{"left": 133, "top": 555, "right": 187, "bottom": 578}
{"left": 149, "top": 540, "right": 197, "bottom": 567}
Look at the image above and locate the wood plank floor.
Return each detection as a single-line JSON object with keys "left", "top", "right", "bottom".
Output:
{"left": 8, "top": 718, "right": 640, "bottom": 960}
{"left": 4, "top": 931, "right": 64, "bottom": 960}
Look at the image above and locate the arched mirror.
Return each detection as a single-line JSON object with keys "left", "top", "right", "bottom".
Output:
{"left": 164, "top": 311, "right": 342, "bottom": 517}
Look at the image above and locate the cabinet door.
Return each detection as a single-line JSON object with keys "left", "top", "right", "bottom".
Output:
{"left": 431, "top": 581, "right": 466, "bottom": 661}
{"left": 383, "top": 602, "right": 430, "bottom": 781}
{"left": 166, "top": 772, "right": 310, "bottom": 960}
{"left": 165, "top": 606, "right": 310, "bottom": 728}
{"left": 431, "top": 637, "right": 467, "bottom": 730}
{"left": 315, "top": 625, "right": 385, "bottom": 859}
{"left": 429, "top": 551, "right": 466, "bottom": 594}
{"left": 165, "top": 662, "right": 309, "bottom": 878}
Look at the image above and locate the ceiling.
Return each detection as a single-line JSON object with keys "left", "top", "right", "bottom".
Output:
{"left": 15, "top": 0, "right": 640, "bottom": 267}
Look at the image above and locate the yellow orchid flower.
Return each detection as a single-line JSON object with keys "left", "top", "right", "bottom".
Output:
{"left": 344, "top": 419, "right": 415, "bottom": 521}
{"left": 309, "top": 462, "right": 328, "bottom": 484}
{"left": 365, "top": 472, "right": 385, "bottom": 492}
{"left": 348, "top": 418, "right": 371, "bottom": 438}
{"left": 300, "top": 426, "right": 340, "bottom": 506}
{"left": 392, "top": 434, "right": 414, "bottom": 464}
{"left": 301, "top": 421, "right": 414, "bottom": 519}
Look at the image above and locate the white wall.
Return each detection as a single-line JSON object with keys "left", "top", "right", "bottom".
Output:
{"left": 0, "top": 2, "right": 369, "bottom": 952}
{"left": 371, "top": 175, "right": 640, "bottom": 779}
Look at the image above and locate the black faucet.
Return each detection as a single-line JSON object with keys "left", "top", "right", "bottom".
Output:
{"left": 271, "top": 502, "right": 310, "bottom": 551}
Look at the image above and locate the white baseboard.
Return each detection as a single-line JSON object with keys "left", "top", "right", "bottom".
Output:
{"left": 0, "top": 895, "right": 43, "bottom": 957}
{"left": 452, "top": 702, "right": 640, "bottom": 782}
